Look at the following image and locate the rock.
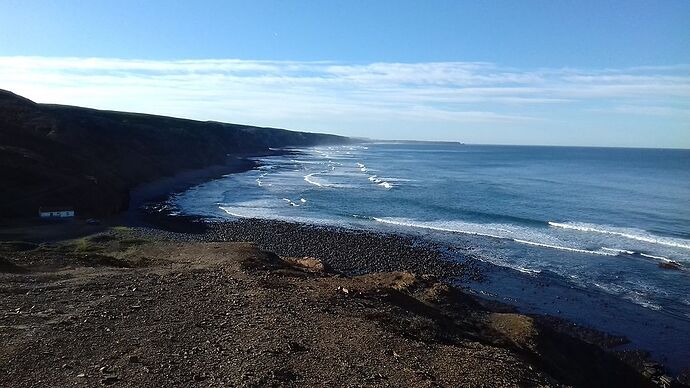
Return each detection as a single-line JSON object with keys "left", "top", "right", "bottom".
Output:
{"left": 193, "top": 374, "right": 206, "bottom": 382}
{"left": 287, "top": 341, "right": 308, "bottom": 353}
{"left": 101, "top": 375, "right": 119, "bottom": 385}
{"left": 658, "top": 261, "right": 682, "bottom": 270}
{"left": 656, "top": 375, "right": 673, "bottom": 388}
{"left": 284, "top": 256, "right": 331, "bottom": 273}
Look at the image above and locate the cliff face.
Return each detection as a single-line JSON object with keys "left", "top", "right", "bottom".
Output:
{"left": 0, "top": 90, "right": 350, "bottom": 218}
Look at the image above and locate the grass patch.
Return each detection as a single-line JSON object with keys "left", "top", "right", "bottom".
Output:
{"left": 74, "top": 237, "right": 105, "bottom": 253}
{"left": 69, "top": 234, "right": 151, "bottom": 255}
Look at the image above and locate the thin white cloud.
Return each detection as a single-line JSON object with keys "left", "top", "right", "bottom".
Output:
{"left": 0, "top": 56, "right": 688, "bottom": 145}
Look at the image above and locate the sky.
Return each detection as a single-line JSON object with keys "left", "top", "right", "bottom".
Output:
{"left": 0, "top": 0, "right": 689, "bottom": 148}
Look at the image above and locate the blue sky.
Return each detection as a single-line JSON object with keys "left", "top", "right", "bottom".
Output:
{"left": 1, "top": 0, "right": 689, "bottom": 147}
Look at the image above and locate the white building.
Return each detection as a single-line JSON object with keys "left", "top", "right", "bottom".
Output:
{"left": 38, "top": 207, "right": 75, "bottom": 218}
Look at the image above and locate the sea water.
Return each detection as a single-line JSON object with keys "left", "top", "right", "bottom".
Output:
{"left": 173, "top": 143, "right": 690, "bottom": 368}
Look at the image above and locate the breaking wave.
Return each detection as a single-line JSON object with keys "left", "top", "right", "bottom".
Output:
{"left": 549, "top": 221, "right": 690, "bottom": 250}
{"left": 373, "top": 217, "right": 617, "bottom": 256}
{"left": 367, "top": 175, "right": 395, "bottom": 189}
{"left": 304, "top": 173, "right": 330, "bottom": 188}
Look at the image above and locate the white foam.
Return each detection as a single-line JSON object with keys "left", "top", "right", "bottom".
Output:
{"left": 464, "top": 249, "right": 542, "bottom": 275}
{"left": 372, "top": 217, "right": 506, "bottom": 239}
{"left": 304, "top": 172, "right": 351, "bottom": 188}
{"left": 282, "top": 198, "right": 300, "bottom": 207}
{"left": 602, "top": 247, "right": 635, "bottom": 254}
{"left": 300, "top": 198, "right": 307, "bottom": 203}
{"left": 593, "top": 282, "right": 623, "bottom": 294}
{"left": 304, "top": 173, "right": 326, "bottom": 187}
{"left": 291, "top": 159, "right": 322, "bottom": 164}
{"left": 549, "top": 221, "right": 690, "bottom": 250}
{"left": 503, "top": 263, "right": 542, "bottom": 275}
{"left": 219, "top": 207, "right": 251, "bottom": 218}
{"left": 373, "top": 217, "right": 616, "bottom": 256}
{"left": 367, "top": 175, "right": 395, "bottom": 189}
{"left": 379, "top": 177, "right": 414, "bottom": 182}
{"left": 639, "top": 253, "right": 673, "bottom": 262}
{"left": 626, "top": 294, "right": 663, "bottom": 311}
{"left": 513, "top": 239, "right": 615, "bottom": 256}
{"left": 255, "top": 177, "right": 264, "bottom": 187}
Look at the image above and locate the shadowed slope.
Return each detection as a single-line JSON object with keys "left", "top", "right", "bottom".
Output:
{"left": 0, "top": 89, "right": 350, "bottom": 218}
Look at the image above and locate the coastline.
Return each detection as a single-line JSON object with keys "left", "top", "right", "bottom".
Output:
{"left": 134, "top": 211, "right": 684, "bottom": 384}
{"left": 119, "top": 148, "right": 303, "bottom": 228}
{"left": 126, "top": 148, "right": 688, "bottom": 380}
{"left": 126, "top": 158, "right": 257, "bottom": 216}
{"left": 0, "top": 149, "right": 685, "bottom": 386}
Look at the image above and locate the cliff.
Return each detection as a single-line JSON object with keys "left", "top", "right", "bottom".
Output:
{"left": 0, "top": 90, "right": 350, "bottom": 218}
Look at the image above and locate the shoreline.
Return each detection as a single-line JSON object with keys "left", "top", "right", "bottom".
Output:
{"left": 118, "top": 148, "right": 304, "bottom": 227}
{"left": 134, "top": 206, "right": 686, "bottom": 382}
{"left": 2, "top": 145, "right": 686, "bottom": 384}
{"left": 127, "top": 149, "right": 688, "bottom": 379}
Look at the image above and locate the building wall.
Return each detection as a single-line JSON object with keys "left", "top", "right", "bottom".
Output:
{"left": 39, "top": 211, "right": 74, "bottom": 218}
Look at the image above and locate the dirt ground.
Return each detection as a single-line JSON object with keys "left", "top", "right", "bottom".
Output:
{"left": 0, "top": 230, "right": 655, "bottom": 387}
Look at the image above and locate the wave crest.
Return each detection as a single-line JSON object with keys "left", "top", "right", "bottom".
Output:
{"left": 549, "top": 221, "right": 690, "bottom": 250}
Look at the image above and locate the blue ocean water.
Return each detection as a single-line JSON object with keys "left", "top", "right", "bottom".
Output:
{"left": 173, "top": 143, "right": 690, "bottom": 368}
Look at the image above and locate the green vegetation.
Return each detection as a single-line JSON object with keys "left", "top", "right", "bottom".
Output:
{"left": 73, "top": 236, "right": 105, "bottom": 253}
{"left": 60, "top": 228, "right": 151, "bottom": 255}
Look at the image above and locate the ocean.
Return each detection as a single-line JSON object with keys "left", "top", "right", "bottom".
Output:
{"left": 172, "top": 143, "right": 690, "bottom": 368}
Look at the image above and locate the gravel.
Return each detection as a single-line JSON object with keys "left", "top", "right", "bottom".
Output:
{"left": 130, "top": 217, "right": 483, "bottom": 282}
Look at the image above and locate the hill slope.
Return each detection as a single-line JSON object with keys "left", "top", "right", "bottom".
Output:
{"left": 0, "top": 90, "right": 350, "bottom": 218}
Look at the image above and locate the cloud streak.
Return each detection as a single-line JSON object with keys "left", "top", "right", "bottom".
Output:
{"left": 1, "top": 56, "right": 688, "bottom": 146}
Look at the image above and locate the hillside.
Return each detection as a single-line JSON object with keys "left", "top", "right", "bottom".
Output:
{"left": 0, "top": 90, "right": 350, "bottom": 218}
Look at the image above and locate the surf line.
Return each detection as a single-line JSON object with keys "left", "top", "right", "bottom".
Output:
{"left": 549, "top": 221, "right": 690, "bottom": 250}
{"left": 373, "top": 217, "right": 617, "bottom": 256}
